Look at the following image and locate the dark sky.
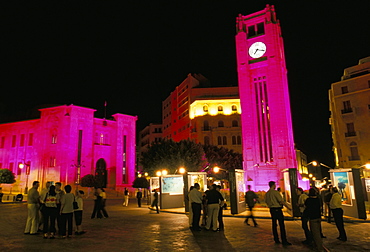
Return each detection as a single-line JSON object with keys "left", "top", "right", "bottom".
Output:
{"left": 2, "top": 1, "right": 370, "bottom": 168}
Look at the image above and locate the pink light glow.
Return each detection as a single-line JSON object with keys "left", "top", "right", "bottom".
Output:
{"left": 236, "top": 5, "right": 297, "bottom": 191}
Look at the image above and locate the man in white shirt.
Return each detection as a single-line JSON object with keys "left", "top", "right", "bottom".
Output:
{"left": 188, "top": 183, "right": 203, "bottom": 231}
{"left": 265, "top": 181, "right": 291, "bottom": 246}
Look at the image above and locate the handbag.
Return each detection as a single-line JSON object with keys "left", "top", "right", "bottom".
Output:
{"left": 73, "top": 196, "right": 79, "bottom": 210}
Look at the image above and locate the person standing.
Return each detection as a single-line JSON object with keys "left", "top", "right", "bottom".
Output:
{"left": 136, "top": 189, "right": 143, "bottom": 207}
{"left": 38, "top": 181, "right": 51, "bottom": 232}
{"left": 324, "top": 185, "right": 333, "bottom": 223}
{"left": 100, "top": 188, "right": 109, "bottom": 218}
{"left": 204, "top": 184, "right": 224, "bottom": 232}
{"left": 24, "top": 181, "right": 40, "bottom": 235}
{"left": 216, "top": 185, "right": 225, "bottom": 231}
{"left": 186, "top": 186, "right": 194, "bottom": 228}
{"left": 320, "top": 185, "right": 329, "bottom": 217}
{"left": 55, "top": 182, "right": 65, "bottom": 234}
{"left": 304, "top": 188, "right": 326, "bottom": 252}
{"left": 188, "top": 183, "right": 203, "bottom": 231}
{"left": 42, "top": 185, "right": 60, "bottom": 239}
{"left": 91, "top": 188, "right": 103, "bottom": 219}
{"left": 123, "top": 188, "right": 129, "bottom": 206}
{"left": 265, "top": 181, "right": 292, "bottom": 246}
{"left": 297, "top": 187, "right": 311, "bottom": 245}
{"left": 330, "top": 187, "right": 347, "bottom": 241}
{"left": 244, "top": 185, "right": 259, "bottom": 227}
{"left": 60, "top": 185, "right": 74, "bottom": 238}
{"left": 74, "top": 190, "right": 86, "bottom": 235}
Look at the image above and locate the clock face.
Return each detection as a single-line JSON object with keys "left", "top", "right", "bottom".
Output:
{"left": 248, "top": 42, "right": 266, "bottom": 58}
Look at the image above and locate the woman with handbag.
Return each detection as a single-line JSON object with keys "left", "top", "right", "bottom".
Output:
{"left": 42, "top": 185, "right": 60, "bottom": 239}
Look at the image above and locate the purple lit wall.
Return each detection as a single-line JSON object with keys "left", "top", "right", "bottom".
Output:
{"left": 235, "top": 5, "right": 297, "bottom": 191}
{"left": 0, "top": 105, "right": 137, "bottom": 192}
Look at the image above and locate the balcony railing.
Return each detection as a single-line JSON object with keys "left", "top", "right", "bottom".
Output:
{"left": 348, "top": 156, "right": 360, "bottom": 161}
{"left": 341, "top": 108, "right": 353, "bottom": 114}
{"left": 345, "top": 131, "right": 356, "bottom": 137}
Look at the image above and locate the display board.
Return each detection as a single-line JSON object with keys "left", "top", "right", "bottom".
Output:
{"left": 229, "top": 169, "right": 245, "bottom": 214}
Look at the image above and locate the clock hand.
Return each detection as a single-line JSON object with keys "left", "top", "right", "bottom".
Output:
{"left": 254, "top": 48, "right": 259, "bottom": 54}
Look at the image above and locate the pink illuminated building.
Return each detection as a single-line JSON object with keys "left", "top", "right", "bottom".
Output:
{"left": 236, "top": 5, "right": 297, "bottom": 190}
{"left": 0, "top": 104, "right": 137, "bottom": 193}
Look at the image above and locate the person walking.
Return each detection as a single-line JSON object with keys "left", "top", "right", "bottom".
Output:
{"left": 304, "top": 188, "right": 326, "bottom": 252}
{"left": 91, "top": 188, "right": 103, "bottom": 219}
{"left": 60, "top": 185, "right": 74, "bottom": 238}
{"left": 74, "top": 190, "right": 86, "bottom": 235}
{"left": 205, "top": 184, "right": 224, "bottom": 232}
{"left": 297, "top": 187, "right": 311, "bottom": 245}
{"left": 150, "top": 188, "right": 159, "bottom": 213}
{"left": 188, "top": 183, "right": 203, "bottom": 231}
{"left": 100, "top": 188, "right": 109, "bottom": 218}
{"left": 123, "top": 188, "right": 129, "bottom": 206}
{"left": 136, "top": 189, "right": 143, "bottom": 207}
{"left": 41, "top": 185, "right": 60, "bottom": 239}
{"left": 24, "top": 181, "right": 40, "bottom": 235}
{"left": 265, "top": 181, "right": 292, "bottom": 246}
{"left": 330, "top": 187, "right": 347, "bottom": 241}
{"left": 244, "top": 185, "right": 259, "bottom": 227}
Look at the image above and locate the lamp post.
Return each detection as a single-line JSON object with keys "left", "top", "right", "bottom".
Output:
{"left": 19, "top": 162, "right": 30, "bottom": 194}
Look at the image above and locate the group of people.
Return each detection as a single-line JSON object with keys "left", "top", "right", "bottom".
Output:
{"left": 24, "top": 181, "right": 85, "bottom": 239}
{"left": 91, "top": 188, "right": 109, "bottom": 219}
{"left": 188, "top": 183, "right": 225, "bottom": 232}
{"left": 264, "top": 180, "right": 347, "bottom": 251}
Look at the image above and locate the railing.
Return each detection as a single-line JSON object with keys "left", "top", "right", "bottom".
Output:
{"left": 341, "top": 108, "right": 353, "bottom": 114}
{"left": 345, "top": 132, "right": 356, "bottom": 137}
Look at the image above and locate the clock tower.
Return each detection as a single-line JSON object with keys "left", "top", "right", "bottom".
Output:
{"left": 236, "top": 5, "right": 297, "bottom": 190}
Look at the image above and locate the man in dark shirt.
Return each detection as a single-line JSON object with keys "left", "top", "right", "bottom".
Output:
{"left": 205, "top": 184, "right": 224, "bottom": 232}
{"left": 136, "top": 189, "right": 143, "bottom": 207}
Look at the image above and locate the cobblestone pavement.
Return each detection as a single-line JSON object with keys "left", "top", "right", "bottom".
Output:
{"left": 1, "top": 199, "right": 370, "bottom": 252}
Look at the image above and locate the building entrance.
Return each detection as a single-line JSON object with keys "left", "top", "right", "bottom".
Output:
{"left": 95, "top": 158, "right": 107, "bottom": 188}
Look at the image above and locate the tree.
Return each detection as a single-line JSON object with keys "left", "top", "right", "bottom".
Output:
{"left": 0, "top": 168, "right": 16, "bottom": 184}
{"left": 80, "top": 174, "right": 96, "bottom": 188}
{"left": 140, "top": 139, "right": 206, "bottom": 175}
{"left": 203, "top": 145, "right": 243, "bottom": 180}
{"left": 132, "top": 177, "right": 150, "bottom": 189}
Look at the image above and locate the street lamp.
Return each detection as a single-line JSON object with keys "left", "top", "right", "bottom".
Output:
{"left": 19, "top": 161, "right": 30, "bottom": 194}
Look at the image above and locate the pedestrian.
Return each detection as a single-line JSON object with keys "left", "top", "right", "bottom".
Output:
{"left": 320, "top": 185, "right": 329, "bottom": 217}
{"left": 123, "top": 187, "right": 129, "bottom": 206}
{"left": 265, "top": 181, "right": 292, "bottom": 246}
{"left": 216, "top": 185, "right": 225, "bottom": 231}
{"left": 244, "top": 185, "right": 259, "bottom": 227}
{"left": 304, "top": 188, "right": 326, "bottom": 252}
{"left": 60, "top": 185, "right": 74, "bottom": 238}
{"left": 324, "top": 185, "right": 333, "bottom": 223}
{"left": 74, "top": 189, "right": 86, "bottom": 235}
{"left": 55, "top": 182, "right": 65, "bottom": 234}
{"left": 41, "top": 185, "right": 60, "bottom": 239}
{"left": 24, "top": 181, "right": 40, "bottom": 235}
{"left": 91, "top": 188, "right": 103, "bottom": 219}
{"left": 38, "top": 181, "right": 51, "bottom": 232}
{"left": 136, "top": 188, "right": 143, "bottom": 207}
{"left": 100, "top": 188, "right": 109, "bottom": 218}
{"left": 296, "top": 187, "right": 311, "bottom": 245}
{"left": 205, "top": 184, "right": 224, "bottom": 232}
{"left": 201, "top": 186, "right": 210, "bottom": 227}
{"left": 186, "top": 186, "right": 194, "bottom": 228}
{"left": 188, "top": 183, "right": 203, "bottom": 231}
{"left": 150, "top": 188, "right": 159, "bottom": 213}
{"left": 330, "top": 186, "right": 347, "bottom": 241}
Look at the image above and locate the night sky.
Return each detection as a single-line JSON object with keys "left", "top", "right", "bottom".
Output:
{"left": 2, "top": 1, "right": 370, "bottom": 168}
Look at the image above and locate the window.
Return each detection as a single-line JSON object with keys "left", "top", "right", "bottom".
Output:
{"left": 49, "top": 156, "right": 56, "bottom": 167}
{"left": 341, "top": 100, "right": 352, "bottom": 114}
{"left": 20, "top": 134, "right": 25, "bottom": 147}
{"left": 28, "top": 133, "right": 33, "bottom": 146}
{"left": 204, "top": 136, "right": 210, "bottom": 145}
{"left": 232, "top": 120, "right": 239, "bottom": 127}
{"left": 217, "top": 136, "right": 222, "bottom": 145}
{"left": 203, "top": 121, "right": 210, "bottom": 131}
{"left": 247, "top": 22, "right": 265, "bottom": 38}
{"left": 237, "top": 136, "right": 242, "bottom": 145}
{"left": 223, "top": 136, "right": 227, "bottom": 145}
{"left": 345, "top": 123, "right": 356, "bottom": 137}
{"left": 218, "top": 121, "right": 224, "bottom": 127}
{"left": 51, "top": 134, "right": 57, "bottom": 144}
{"left": 349, "top": 142, "right": 360, "bottom": 161}
{"left": 232, "top": 105, "right": 237, "bottom": 112}
{"left": 12, "top": 135, "right": 16, "bottom": 147}
{"left": 341, "top": 86, "right": 348, "bottom": 94}
{"left": 0, "top": 136, "right": 4, "bottom": 148}
{"left": 203, "top": 106, "right": 208, "bottom": 112}
{"left": 218, "top": 106, "right": 223, "bottom": 112}
{"left": 9, "top": 162, "right": 14, "bottom": 173}
{"left": 232, "top": 136, "right": 236, "bottom": 145}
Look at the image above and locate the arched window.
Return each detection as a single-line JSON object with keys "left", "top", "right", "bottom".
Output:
{"left": 218, "top": 106, "right": 223, "bottom": 112}
{"left": 204, "top": 136, "right": 210, "bottom": 145}
{"left": 203, "top": 106, "right": 208, "bottom": 112}
{"left": 237, "top": 136, "right": 242, "bottom": 145}
{"left": 223, "top": 136, "right": 227, "bottom": 145}
{"left": 217, "top": 136, "right": 222, "bottom": 145}
{"left": 232, "top": 120, "right": 239, "bottom": 127}
{"left": 218, "top": 120, "right": 224, "bottom": 127}
{"left": 232, "top": 105, "right": 237, "bottom": 111}
{"left": 232, "top": 136, "right": 236, "bottom": 145}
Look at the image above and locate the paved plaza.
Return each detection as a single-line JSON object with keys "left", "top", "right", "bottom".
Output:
{"left": 1, "top": 199, "right": 370, "bottom": 252}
